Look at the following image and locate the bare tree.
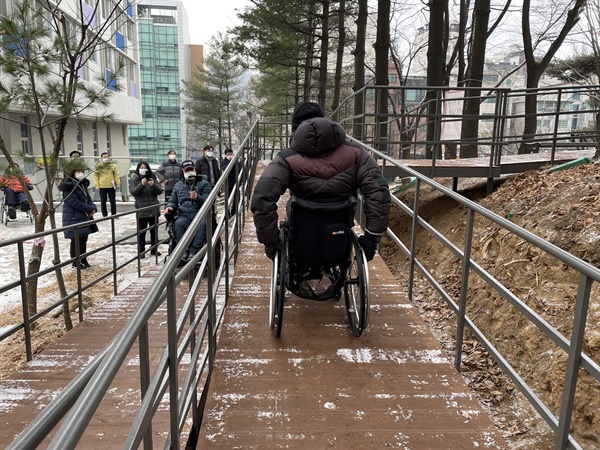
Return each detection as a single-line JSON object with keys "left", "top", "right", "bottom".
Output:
{"left": 0, "top": 0, "right": 131, "bottom": 323}
{"left": 520, "top": 0, "right": 587, "bottom": 153}
{"left": 318, "top": 1, "right": 331, "bottom": 107}
{"left": 331, "top": 0, "right": 347, "bottom": 117}
{"left": 352, "top": 0, "right": 368, "bottom": 141}
{"left": 460, "top": 0, "right": 492, "bottom": 158}
{"left": 425, "top": 0, "right": 448, "bottom": 159}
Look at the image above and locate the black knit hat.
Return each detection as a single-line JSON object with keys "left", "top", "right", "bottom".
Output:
{"left": 291, "top": 102, "right": 324, "bottom": 131}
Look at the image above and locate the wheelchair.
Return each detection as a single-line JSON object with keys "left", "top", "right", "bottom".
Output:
{"left": 270, "top": 196, "right": 370, "bottom": 337}
{"left": 163, "top": 209, "right": 222, "bottom": 268}
{"left": 1, "top": 188, "right": 34, "bottom": 226}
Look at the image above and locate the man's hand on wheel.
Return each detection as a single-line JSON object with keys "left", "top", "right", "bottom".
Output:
{"left": 358, "top": 232, "right": 379, "bottom": 262}
{"left": 264, "top": 239, "right": 281, "bottom": 261}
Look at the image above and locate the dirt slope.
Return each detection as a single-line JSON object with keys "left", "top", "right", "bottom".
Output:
{"left": 381, "top": 162, "right": 600, "bottom": 449}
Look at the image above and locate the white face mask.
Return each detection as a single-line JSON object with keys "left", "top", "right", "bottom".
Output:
{"left": 139, "top": 168, "right": 148, "bottom": 176}
{"left": 74, "top": 172, "right": 85, "bottom": 180}
{"left": 184, "top": 171, "right": 196, "bottom": 180}
{"left": 205, "top": 152, "right": 214, "bottom": 159}
{"left": 168, "top": 154, "right": 176, "bottom": 161}
{"left": 102, "top": 158, "right": 110, "bottom": 163}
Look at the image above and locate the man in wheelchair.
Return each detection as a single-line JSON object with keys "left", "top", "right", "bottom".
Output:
{"left": 251, "top": 112, "right": 391, "bottom": 281}
{"left": 0, "top": 169, "right": 33, "bottom": 220}
{"left": 163, "top": 160, "right": 212, "bottom": 263}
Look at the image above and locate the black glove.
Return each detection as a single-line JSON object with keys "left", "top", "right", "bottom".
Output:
{"left": 264, "top": 240, "right": 281, "bottom": 261}
{"left": 164, "top": 210, "right": 175, "bottom": 222}
{"left": 358, "top": 232, "right": 379, "bottom": 262}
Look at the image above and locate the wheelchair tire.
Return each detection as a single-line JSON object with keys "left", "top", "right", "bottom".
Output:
{"left": 344, "top": 231, "right": 370, "bottom": 336}
{"left": 269, "top": 227, "right": 287, "bottom": 337}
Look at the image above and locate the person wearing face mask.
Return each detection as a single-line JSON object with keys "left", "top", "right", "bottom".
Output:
{"left": 93, "top": 152, "right": 120, "bottom": 217}
{"left": 61, "top": 168, "right": 98, "bottom": 270}
{"left": 163, "top": 160, "right": 212, "bottom": 262}
{"left": 129, "top": 161, "right": 164, "bottom": 258}
{"left": 156, "top": 150, "right": 182, "bottom": 201}
{"left": 195, "top": 145, "right": 221, "bottom": 188}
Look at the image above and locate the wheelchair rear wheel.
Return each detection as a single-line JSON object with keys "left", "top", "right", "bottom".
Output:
{"left": 344, "top": 231, "right": 370, "bottom": 336}
{"left": 269, "top": 227, "right": 287, "bottom": 337}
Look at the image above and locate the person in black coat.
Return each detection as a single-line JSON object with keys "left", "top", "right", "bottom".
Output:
{"left": 61, "top": 169, "right": 97, "bottom": 269}
{"left": 195, "top": 145, "right": 221, "bottom": 188}
{"left": 129, "top": 161, "right": 163, "bottom": 257}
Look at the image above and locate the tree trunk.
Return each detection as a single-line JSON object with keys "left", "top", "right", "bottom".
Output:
{"left": 317, "top": 0, "right": 330, "bottom": 108}
{"left": 520, "top": 0, "right": 587, "bottom": 153}
{"left": 425, "top": 0, "right": 447, "bottom": 159}
{"left": 331, "top": 0, "right": 346, "bottom": 120}
{"left": 455, "top": 0, "right": 470, "bottom": 86}
{"left": 303, "top": 2, "right": 317, "bottom": 101}
{"left": 374, "top": 0, "right": 390, "bottom": 153}
{"left": 352, "top": 0, "right": 368, "bottom": 141}
{"left": 460, "top": 0, "right": 491, "bottom": 159}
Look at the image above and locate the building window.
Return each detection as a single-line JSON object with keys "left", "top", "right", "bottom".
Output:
{"left": 92, "top": 122, "right": 98, "bottom": 156}
{"left": 76, "top": 121, "right": 84, "bottom": 153}
{"left": 106, "top": 124, "right": 111, "bottom": 152}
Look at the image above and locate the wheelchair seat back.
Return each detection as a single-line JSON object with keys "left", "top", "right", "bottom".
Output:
{"left": 289, "top": 196, "right": 356, "bottom": 269}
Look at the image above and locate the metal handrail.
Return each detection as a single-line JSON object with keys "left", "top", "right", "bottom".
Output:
{"left": 4, "top": 112, "right": 598, "bottom": 448}
{"left": 5, "top": 122, "right": 262, "bottom": 449}
{"left": 351, "top": 136, "right": 600, "bottom": 450}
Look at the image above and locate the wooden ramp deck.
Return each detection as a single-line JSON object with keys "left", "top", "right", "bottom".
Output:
{"left": 0, "top": 188, "right": 507, "bottom": 449}
{"left": 382, "top": 148, "right": 596, "bottom": 179}
{"left": 197, "top": 217, "right": 507, "bottom": 448}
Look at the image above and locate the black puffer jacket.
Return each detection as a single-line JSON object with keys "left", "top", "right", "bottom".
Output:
{"left": 251, "top": 117, "right": 391, "bottom": 247}
{"left": 129, "top": 173, "right": 163, "bottom": 218}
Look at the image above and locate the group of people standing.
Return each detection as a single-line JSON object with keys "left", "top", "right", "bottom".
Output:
{"left": 54, "top": 100, "right": 387, "bottom": 273}
{"left": 58, "top": 145, "right": 239, "bottom": 269}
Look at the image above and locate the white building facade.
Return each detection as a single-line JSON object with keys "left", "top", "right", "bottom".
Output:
{"left": 0, "top": 0, "right": 142, "bottom": 200}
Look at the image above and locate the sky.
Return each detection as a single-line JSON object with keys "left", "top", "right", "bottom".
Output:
{"left": 181, "top": 0, "right": 249, "bottom": 51}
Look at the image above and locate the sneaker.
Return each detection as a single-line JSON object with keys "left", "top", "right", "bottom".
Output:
{"left": 181, "top": 251, "right": 189, "bottom": 263}
{"left": 72, "top": 262, "right": 90, "bottom": 270}
{"left": 20, "top": 202, "right": 30, "bottom": 212}
{"left": 8, "top": 207, "right": 16, "bottom": 220}
{"left": 81, "top": 261, "right": 91, "bottom": 269}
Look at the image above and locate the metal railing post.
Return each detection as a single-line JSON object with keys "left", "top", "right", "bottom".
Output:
{"left": 166, "top": 274, "right": 179, "bottom": 448}
{"left": 454, "top": 208, "right": 475, "bottom": 370}
{"left": 137, "top": 324, "right": 152, "bottom": 450}
{"left": 17, "top": 241, "right": 32, "bottom": 361}
{"left": 407, "top": 179, "right": 420, "bottom": 301}
{"left": 555, "top": 273, "right": 593, "bottom": 449}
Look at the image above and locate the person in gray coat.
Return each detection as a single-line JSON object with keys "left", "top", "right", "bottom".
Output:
{"left": 156, "top": 150, "right": 182, "bottom": 200}
{"left": 129, "top": 161, "right": 163, "bottom": 257}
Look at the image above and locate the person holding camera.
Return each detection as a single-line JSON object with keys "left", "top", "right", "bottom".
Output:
{"left": 163, "top": 160, "right": 212, "bottom": 262}
{"left": 129, "top": 161, "right": 163, "bottom": 258}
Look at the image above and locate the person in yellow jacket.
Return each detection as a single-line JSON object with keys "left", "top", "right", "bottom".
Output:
{"left": 94, "top": 152, "right": 120, "bottom": 217}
